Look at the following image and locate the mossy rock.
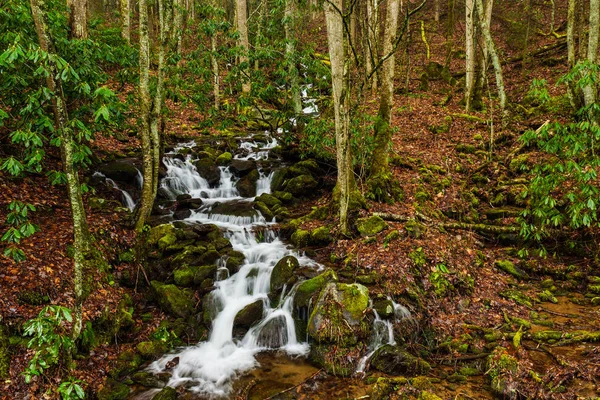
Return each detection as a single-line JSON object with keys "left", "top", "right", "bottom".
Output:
{"left": 151, "top": 386, "right": 178, "bottom": 400}
{"left": 270, "top": 256, "right": 299, "bottom": 294}
{"left": 147, "top": 224, "right": 177, "bottom": 247}
{"left": 371, "top": 377, "right": 409, "bottom": 400}
{"left": 290, "top": 160, "right": 319, "bottom": 176}
{"left": 193, "top": 264, "right": 218, "bottom": 284}
{"left": 216, "top": 151, "right": 233, "bottom": 165}
{"left": 97, "top": 378, "right": 130, "bottom": 400}
{"left": 291, "top": 229, "right": 310, "bottom": 247}
{"left": 236, "top": 169, "right": 259, "bottom": 197}
{"left": 255, "top": 193, "right": 281, "bottom": 207}
{"left": 109, "top": 349, "right": 143, "bottom": 379}
{"left": 370, "top": 345, "right": 432, "bottom": 376}
{"left": 17, "top": 290, "right": 49, "bottom": 306}
{"left": 538, "top": 290, "right": 558, "bottom": 304}
{"left": 98, "top": 160, "right": 140, "bottom": 185}
{"left": 254, "top": 201, "right": 274, "bottom": 220}
{"left": 405, "top": 219, "right": 426, "bottom": 238}
{"left": 356, "top": 215, "right": 387, "bottom": 237}
{"left": 294, "top": 269, "right": 338, "bottom": 309}
{"left": 500, "top": 289, "right": 534, "bottom": 307}
{"left": 233, "top": 299, "right": 265, "bottom": 329}
{"left": 310, "top": 226, "right": 332, "bottom": 245}
{"left": 151, "top": 281, "right": 195, "bottom": 318}
{"left": 273, "top": 191, "right": 293, "bottom": 203}
{"left": 285, "top": 174, "right": 318, "bottom": 197}
{"left": 486, "top": 348, "right": 519, "bottom": 398}
{"left": 270, "top": 168, "right": 289, "bottom": 192}
{"left": 170, "top": 245, "right": 207, "bottom": 266}
{"left": 338, "top": 283, "right": 369, "bottom": 320}
{"left": 173, "top": 266, "right": 197, "bottom": 287}
{"left": 373, "top": 299, "right": 395, "bottom": 319}
{"left": 383, "top": 230, "right": 400, "bottom": 246}
{"left": 195, "top": 158, "right": 220, "bottom": 186}
{"left": 136, "top": 341, "right": 168, "bottom": 360}
{"left": 309, "top": 343, "right": 364, "bottom": 377}
{"left": 495, "top": 260, "right": 526, "bottom": 280}
{"left": 132, "top": 371, "right": 167, "bottom": 388}
{"left": 419, "top": 391, "right": 443, "bottom": 400}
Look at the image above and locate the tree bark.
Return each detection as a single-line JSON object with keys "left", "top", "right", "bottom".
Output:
{"left": 67, "top": 0, "right": 88, "bottom": 39}
{"left": 121, "top": 0, "right": 130, "bottom": 44}
{"left": 236, "top": 0, "right": 251, "bottom": 93}
{"left": 173, "top": 0, "right": 184, "bottom": 55}
{"left": 366, "top": 0, "right": 379, "bottom": 90}
{"left": 285, "top": 0, "right": 302, "bottom": 116}
{"left": 583, "top": 0, "right": 599, "bottom": 107}
{"left": 324, "top": 0, "right": 354, "bottom": 235}
{"left": 464, "top": 0, "right": 475, "bottom": 110}
{"left": 370, "top": 0, "right": 400, "bottom": 179}
{"left": 30, "top": 0, "right": 91, "bottom": 343}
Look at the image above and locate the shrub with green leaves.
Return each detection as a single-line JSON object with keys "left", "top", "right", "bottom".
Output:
{"left": 2, "top": 201, "right": 39, "bottom": 262}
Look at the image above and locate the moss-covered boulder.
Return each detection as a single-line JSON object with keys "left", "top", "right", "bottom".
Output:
{"left": 294, "top": 269, "right": 338, "bottom": 309}
{"left": 270, "top": 255, "right": 299, "bottom": 294}
{"left": 151, "top": 386, "right": 178, "bottom": 400}
{"left": 290, "top": 229, "right": 310, "bottom": 247}
{"left": 310, "top": 226, "right": 332, "bottom": 245}
{"left": 270, "top": 168, "right": 289, "bottom": 192}
{"left": 373, "top": 299, "right": 395, "bottom": 319}
{"left": 230, "top": 159, "right": 256, "bottom": 176}
{"left": 254, "top": 201, "right": 274, "bottom": 220}
{"left": 370, "top": 345, "right": 432, "bottom": 376}
{"left": 236, "top": 169, "right": 260, "bottom": 197}
{"left": 98, "top": 160, "right": 140, "bottom": 185}
{"left": 195, "top": 158, "right": 221, "bottom": 186}
{"left": 147, "top": 224, "right": 177, "bottom": 247}
{"left": 371, "top": 377, "right": 409, "bottom": 400}
{"left": 136, "top": 341, "right": 168, "bottom": 360}
{"left": 307, "top": 282, "right": 370, "bottom": 345}
{"left": 97, "top": 377, "right": 130, "bottom": 400}
{"left": 495, "top": 260, "right": 529, "bottom": 280}
{"left": 405, "top": 219, "right": 426, "bottom": 238}
{"left": 309, "top": 343, "right": 364, "bottom": 377}
{"left": 273, "top": 191, "right": 293, "bottom": 203}
{"left": 233, "top": 299, "right": 265, "bottom": 329}
{"left": 0, "top": 323, "right": 9, "bottom": 379}
{"left": 132, "top": 371, "right": 167, "bottom": 388}
{"left": 356, "top": 216, "right": 387, "bottom": 237}
{"left": 255, "top": 193, "right": 281, "bottom": 207}
{"left": 285, "top": 175, "right": 318, "bottom": 197}
{"left": 216, "top": 151, "right": 233, "bottom": 166}
{"left": 151, "top": 281, "right": 195, "bottom": 318}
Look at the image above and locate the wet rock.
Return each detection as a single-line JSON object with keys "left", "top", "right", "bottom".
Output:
{"left": 294, "top": 269, "right": 338, "bottom": 309}
{"left": 370, "top": 345, "right": 432, "bottom": 376}
{"left": 373, "top": 299, "right": 395, "bottom": 319}
{"left": 285, "top": 174, "right": 318, "bottom": 197}
{"left": 230, "top": 159, "right": 256, "bottom": 176}
{"left": 225, "top": 250, "right": 245, "bottom": 273}
{"left": 97, "top": 377, "right": 130, "bottom": 400}
{"left": 173, "top": 209, "right": 191, "bottom": 220}
{"left": 132, "top": 371, "right": 167, "bottom": 388}
{"left": 236, "top": 169, "right": 259, "bottom": 197}
{"left": 270, "top": 256, "right": 299, "bottom": 294}
{"left": 170, "top": 245, "right": 207, "bottom": 266}
{"left": 176, "top": 197, "right": 203, "bottom": 210}
{"left": 254, "top": 201, "right": 274, "bottom": 220}
{"left": 216, "top": 151, "right": 233, "bottom": 166}
{"left": 234, "top": 299, "right": 264, "bottom": 329}
{"left": 291, "top": 229, "right": 310, "bottom": 247}
{"left": 195, "top": 159, "right": 220, "bottom": 186}
{"left": 270, "top": 168, "right": 289, "bottom": 192}
{"left": 151, "top": 386, "right": 178, "bottom": 400}
{"left": 210, "top": 200, "right": 257, "bottom": 218}
{"left": 310, "top": 226, "right": 332, "bottom": 245}
{"left": 495, "top": 260, "right": 529, "bottom": 280}
{"left": 254, "top": 193, "right": 281, "bottom": 207}
{"left": 273, "top": 191, "right": 293, "bottom": 203}
{"left": 136, "top": 341, "right": 168, "bottom": 360}
{"left": 193, "top": 264, "right": 218, "bottom": 284}
{"left": 256, "top": 315, "right": 288, "bottom": 348}
{"left": 98, "top": 160, "right": 140, "bottom": 185}
{"left": 151, "top": 281, "right": 195, "bottom": 318}
{"left": 356, "top": 215, "right": 387, "bottom": 237}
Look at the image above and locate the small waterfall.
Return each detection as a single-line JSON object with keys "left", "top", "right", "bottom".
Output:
{"left": 93, "top": 172, "right": 138, "bottom": 211}
{"left": 355, "top": 300, "right": 411, "bottom": 375}
{"left": 148, "top": 135, "right": 318, "bottom": 397}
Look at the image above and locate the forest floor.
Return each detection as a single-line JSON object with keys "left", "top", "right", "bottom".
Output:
{"left": 2, "top": 2, "right": 600, "bottom": 400}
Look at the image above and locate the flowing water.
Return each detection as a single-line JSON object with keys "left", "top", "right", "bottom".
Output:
{"left": 144, "top": 134, "right": 320, "bottom": 398}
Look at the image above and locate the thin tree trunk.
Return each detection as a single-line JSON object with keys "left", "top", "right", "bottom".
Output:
{"left": 367, "top": 0, "right": 379, "bottom": 90}
{"left": 578, "top": 0, "right": 587, "bottom": 59}
{"left": 434, "top": 0, "right": 439, "bottom": 22}
{"left": 121, "top": 0, "right": 130, "bottom": 44}
{"left": 173, "top": 0, "right": 184, "bottom": 55}
{"left": 285, "top": 0, "right": 302, "bottom": 116}
{"left": 212, "top": 34, "right": 220, "bottom": 110}
{"left": 465, "top": 0, "right": 475, "bottom": 110}
{"left": 567, "top": 0, "right": 578, "bottom": 108}
{"left": 67, "top": 0, "right": 88, "bottom": 39}
{"left": 371, "top": 0, "right": 400, "bottom": 179}
{"left": 254, "top": 0, "right": 265, "bottom": 70}
{"left": 444, "top": 0, "right": 455, "bottom": 67}
{"left": 236, "top": 0, "right": 251, "bottom": 93}
{"left": 30, "top": 0, "right": 91, "bottom": 343}
{"left": 324, "top": 0, "right": 353, "bottom": 235}
{"left": 583, "top": 0, "right": 599, "bottom": 108}
{"left": 136, "top": 0, "right": 153, "bottom": 232}
{"left": 474, "top": 0, "right": 507, "bottom": 113}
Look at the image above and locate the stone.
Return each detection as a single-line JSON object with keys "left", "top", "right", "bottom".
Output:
{"left": 173, "top": 209, "right": 192, "bottom": 220}
{"left": 193, "top": 264, "right": 218, "bottom": 284}
{"left": 254, "top": 201, "right": 274, "bottom": 220}
{"left": 151, "top": 386, "right": 178, "bottom": 400}
{"left": 136, "top": 341, "right": 168, "bottom": 360}
{"left": 310, "top": 226, "right": 332, "bottom": 245}
{"left": 176, "top": 198, "right": 203, "bottom": 209}
{"left": 230, "top": 159, "right": 256, "bottom": 176}
{"left": 373, "top": 299, "right": 395, "bottom": 319}
{"left": 294, "top": 269, "right": 338, "bottom": 308}
{"left": 98, "top": 160, "right": 140, "bottom": 185}
{"left": 195, "top": 159, "right": 221, "bottom": 186}
{"left": 495, "top": 260, "right": 529, "bottom": 280}
{"left": 254, "top": 193, "right": 281, "bottom": 207}
{"left": 147, "top": 224, "right": 177, "bottom": 247}
{"left": 370, "top": 345, "right": 432, "bottom": 375}
{"left": 97, "top": 378, "right": 130, "bottom": 400}
{"left": 356, "top": 216, "right": 387, "bottom": 236}
{"left": 270, "top": 256, "right": 299, "bottom": 294}
{"left": 236, "top": 169, "right": 260, "bottom": 197}
{"left": 216, "top": 151, "right": 233, "bottom": 165}
{"left": 233, "top": 299, "right": 265, "bottom": 329}
{"left": 309, "top": 344, "right": 362, "bottom": 377}
{"left": 151, "top": 281, "right": 195, "bottom": 318}
{"left": 285, "top": 174, "right": 318, "bottom": 197}
{"left": 273, "top": 191, "right": 293, "bottom": 203}
{"left": 291, "top": 229, "right": 310, "bottom": 247}
{"left": 270, "top": 168, "right": 289, "bottom": 192}
{"left": 132, "top": 371, "right": 167, "bottom": 388}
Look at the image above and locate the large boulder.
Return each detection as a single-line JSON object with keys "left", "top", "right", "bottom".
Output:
{"left": 233, "top": 299, "right": 265, "bottom": 329}
{"left": 236, "top": 169, "right": 260, "bottom": 197}
{"left": 370, "top": 345, "right": 432, "bottom": 376}
{"left": 151, "top": 281, "right": 195, "bottom": 318}
{"left": 356, "top": 215, "right": 387, "bottom": 236}
{"left": 256, "top": 315, "right": 289, "bottom": 348}
{"left": 285, "top": 175, "right": 318, "bottom": 197}
{"left": 195, "top": 159, "right": 220, "bottom": 187}
{"left": 270, "top": 256, "right": 299, "bottom": 295}
{"left": 294, "top": 269, "right": 338, "bottom": 309}
{"left": 230, "top": 159, "right": 256, "bottom": 176}
{"left": 216, "top": 151, "right": 233, "bottom": 166}
{"left": 270, "top": 168, "right": 289, "bottom": 192}
{"left": 98, "top": 160, "right": 140, "bottom": 185}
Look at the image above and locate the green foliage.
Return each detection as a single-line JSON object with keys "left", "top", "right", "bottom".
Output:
{"left": 519, "top": 64, "right": 600, "bottom": 248}
{"left": 2, "top": 201, "right": 39, "bottom": 262}
{"left": 57, "top": 377, "right": 85, "bottom": 400}
{"left": 22, "top": 305, "right": 75, "bottom": 383}
{"left": 409, "top": 247, "right": 427, "bottom": 268}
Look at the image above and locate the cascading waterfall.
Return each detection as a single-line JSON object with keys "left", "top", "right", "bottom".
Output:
{"left": 147, "top": 134, "right": 318, "bottom": 397}
{"left": 93, "top": 171, "right": 139, "bottom": 211}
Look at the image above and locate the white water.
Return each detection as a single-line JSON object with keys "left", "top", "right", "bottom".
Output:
{"left": 355, "top": 300, "right": 412, "bottom": 375}
{"left": 93, "top": 171, "right": 139, "bottom": 212}
{"left": 148, "top": 136, "right": 317, "bottom": 397}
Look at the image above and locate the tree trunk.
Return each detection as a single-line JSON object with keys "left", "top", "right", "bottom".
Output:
{"left": 578, "top": 0, "right": 587, "bottom": 60}
{"left": 212, "top": 34, "right": 220, "bottom": 110}
{"left": 434, "top": 0, "right": 439, "bottom": 22}
{"left": 444, "top": 0, "right": 455, "bottom": 67}
{"left": 121, "top": 0, "right": 130, "bottom": 44}
{"left": 567, "top": 0, "right": 579, "bottom": 108}
{"left": 173, "top": 0, "right": 184, "bottom": 55}
{"left": 583, "top": 0, "right": 599, "bottom": 108}
{"left": 324, "top": 0, "right": 354, "bottom": 235}
{"left": 285, "top": 0, "right": 302, "bottom": 116}
{"left": 254, "top": 0, "right": 265, "bottom": 70}
{"left": 366, "top": 0, "right": 379, "bottom": 90}
{"left": 30, "top": 0, "right": 91, "bottom": 343}
{"left": 67, "top": 0, "right": 88, "bottom": 39}
{"left": 136, "top": 0, "right": 153, "bottom": 232}
{"left": 371, "top": 0, "right": 400, "bottom": 179}
{"left": 464, "top": 0, "right": 475, "bottom": 110}
{"left": 236, "top": 0, "right": 251, "bottom": 93}
{"left": 474, "top": 0, "right": 507, "bottom": 113}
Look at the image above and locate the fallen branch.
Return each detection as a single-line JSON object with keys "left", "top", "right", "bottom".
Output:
{"left": 373, "top": 212, "right": 520, "bottom": 234}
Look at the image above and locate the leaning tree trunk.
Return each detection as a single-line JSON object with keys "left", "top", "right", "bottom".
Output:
{"left": 30, "top": 0, "right": 91, "bottom": 343}
{"left": 136, "top": 0, "right": 154, "bottom": 232}
{"left": 236, "top": 0, "right": 251, "bottom": 93}
{"left": 121, "top": 0, "right": 130, "bottom": 44}
{"left": 370, "top": 0, "right": 400, "bottom": 181}
{"left": 67, "top": 0, "right": 88, "bottom": 39}
{"left": 285, "top": 0, "right": 302, "bottom": 116}
{"left": 324, "top": 0, "right": 354, "bottom": 235}
{"left": 474, "top": 0, "right": 507, "bottom": 114}
{"left": 583, "top": 0, "right": 599, "bottom": 109}
{"left": 464, "top": 0, "right": 475, "bottom": 110}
